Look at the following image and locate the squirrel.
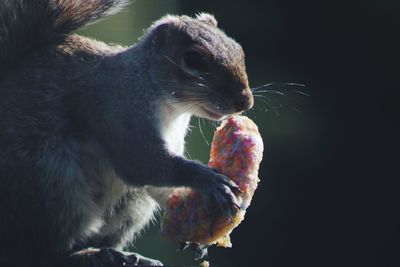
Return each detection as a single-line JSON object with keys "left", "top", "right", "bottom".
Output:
{"left": 0, "top": 0, "right": 253, "bottom": 266}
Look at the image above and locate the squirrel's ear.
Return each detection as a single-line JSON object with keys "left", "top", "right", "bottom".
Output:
{"left": 148, "top": 15, "right": 180, "bottom": 51}
{"left": 196, "top": 13, "right": 218, "bottom": 27}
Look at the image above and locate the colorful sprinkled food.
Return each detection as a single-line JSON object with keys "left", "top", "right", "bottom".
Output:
{"left": 161, "top": 115, "right": 264, "bottom": 247}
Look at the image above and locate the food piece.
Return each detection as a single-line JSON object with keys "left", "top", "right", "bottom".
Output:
{"left": 199, "top": 260, "right": 210, "bottom": 267}
{"left": 161, "top": 115, "right": 264, "bottom": 247}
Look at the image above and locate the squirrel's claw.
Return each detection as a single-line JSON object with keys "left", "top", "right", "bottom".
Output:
{"left": 178, "top": 242, "right": 190, "bottom": 251}
{"left": 190, "top": 243, "right": 208, "bottom": 260}
{"left": 177, "top": 242, "right": 208, "bottom": 260}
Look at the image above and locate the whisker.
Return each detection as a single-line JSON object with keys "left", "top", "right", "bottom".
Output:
{"left": 253, "top": 90, "right": 286, "bottom": 96}
{"left": 210, "top": 120, "right": 218, "bottom": 129}
{"left": 184, "top": 147, "right": 192, "bottom": 159}
{"left": 292, "top": 89, "right": 310, "bottom": 97}
{"left": 198, "top": 118, "right": 210, "bottom": 146}
{"left": 193, "top": 82, "right": 210, "bottom": 88}
{"left": 253, "top": 94, "right": 268, "bottom": 99}
{"left": 251, "top": 82, "right": 306, "bottom": 91}
{"left": 158, "top": 79, "right": 212, "bottom": 93}
{"left": 290, "top": 106, "right": 302, "bottom": 114}
{"left": 255, "top": 97, "right": 274, "bottom": 110}
{"left": 251, "top": 82, "right": 307, "bottom": 99}
{"left": 163, "top": 55, "right": 206, "bottom": 82}
{"left": 281, "top": 82, "right": 306, "bottom": 87}
{"left": 251, "top": 82, "right": 276, "bottom": 91}
{"left": 201, "top": 117, "right": 206, "bottom": 127}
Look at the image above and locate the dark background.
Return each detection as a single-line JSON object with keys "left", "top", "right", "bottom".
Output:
{"left": 81, "top": 0, "right": 399, "bottom": 266}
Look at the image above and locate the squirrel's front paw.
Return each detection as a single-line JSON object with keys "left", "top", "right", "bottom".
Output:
{"left": 199, "top": 171, "right": 242, "bottom": 216}
{"left": 179, "top": 242, "right": 209, "bottom": 260}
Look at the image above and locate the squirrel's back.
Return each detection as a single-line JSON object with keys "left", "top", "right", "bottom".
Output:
{"left": 0, "top": 0, "right": 128, "bottom": 74}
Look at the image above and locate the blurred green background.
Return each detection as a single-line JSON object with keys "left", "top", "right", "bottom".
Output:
{"left": 78, "top": 0, "right": 399, "bottom": 266}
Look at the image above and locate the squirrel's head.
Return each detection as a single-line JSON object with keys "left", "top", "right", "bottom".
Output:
{"left": 143, "top": 13, "right": 253, "bottom": 120}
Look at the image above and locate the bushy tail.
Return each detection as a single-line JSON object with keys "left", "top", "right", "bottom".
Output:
{"left": 0, "top": 0, "right": 128, "bottom": 71}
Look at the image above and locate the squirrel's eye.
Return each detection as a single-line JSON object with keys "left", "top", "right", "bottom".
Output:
{"left": 182, "top": 50, "right": 207, "bottom": 71}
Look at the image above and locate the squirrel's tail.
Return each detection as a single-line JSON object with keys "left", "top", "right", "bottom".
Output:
{"left": 0, "top": 0, "right": 129, "bottom": 71}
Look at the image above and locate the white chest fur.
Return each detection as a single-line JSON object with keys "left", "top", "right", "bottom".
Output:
{"left": 157, "top": 102, "right": 192, "bottom": 156}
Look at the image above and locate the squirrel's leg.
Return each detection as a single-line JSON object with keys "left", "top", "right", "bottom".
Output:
{"left": 72, "top": 189, "right": 163, "bottom": 266}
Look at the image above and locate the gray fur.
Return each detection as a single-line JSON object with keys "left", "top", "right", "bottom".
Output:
{"left": 0, "top": 0, "right": 128, "bottom": 72}
{"left": 0, "top": 1, "right": 253, "bottom": 266}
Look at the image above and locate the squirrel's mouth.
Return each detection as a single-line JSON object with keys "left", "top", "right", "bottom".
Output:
{"left": 200, "top": 107, "right": 225, "bottom": 121}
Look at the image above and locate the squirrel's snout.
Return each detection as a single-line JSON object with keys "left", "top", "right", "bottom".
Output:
{"left": 234, "top": 89, "right": 254, "bottom": 112}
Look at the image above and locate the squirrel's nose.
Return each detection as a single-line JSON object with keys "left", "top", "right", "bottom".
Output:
{"left": 234, "top": 89, "right": 254, "bottom": 112}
